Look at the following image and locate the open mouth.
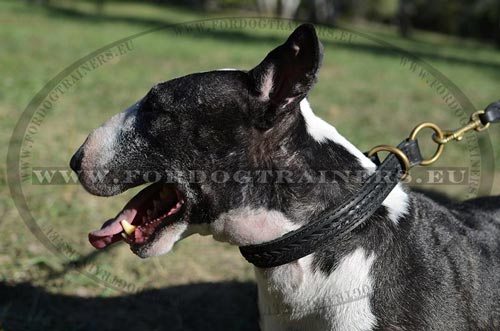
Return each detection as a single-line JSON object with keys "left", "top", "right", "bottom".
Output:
{"left": 88, "top": 183, "right": 185, "bottom": 249}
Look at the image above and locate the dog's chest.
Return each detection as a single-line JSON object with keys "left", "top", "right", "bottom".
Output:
{"left": 255, "top": 248, "right": 377, "bottom": 331}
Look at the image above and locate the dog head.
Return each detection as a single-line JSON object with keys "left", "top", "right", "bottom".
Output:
{"left": 70, "top": 24, "right": 327, "bottom": 258}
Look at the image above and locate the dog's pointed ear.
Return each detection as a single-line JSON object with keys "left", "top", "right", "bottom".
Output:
{"left": 250, "top": 24, "right": 324, "bottom": 109}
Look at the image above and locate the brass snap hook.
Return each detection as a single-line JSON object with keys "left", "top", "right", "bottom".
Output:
{"left": 431, "top": 110, "right": 490, "bottom": 145}
{"left": 471, "top": 110, "right": 491, "bottom": 132}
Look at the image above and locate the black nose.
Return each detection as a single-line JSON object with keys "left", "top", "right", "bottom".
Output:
{"left": 70, "top": 148, "right": 83, "bottom": 172}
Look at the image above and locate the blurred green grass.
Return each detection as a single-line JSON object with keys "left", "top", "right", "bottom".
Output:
{"left": 1, "top": 0, "right": 500, "bottom": 328}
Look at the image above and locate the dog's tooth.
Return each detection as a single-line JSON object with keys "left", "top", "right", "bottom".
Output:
{"left": 121, "top": 232, "right": 128, "bottom": 240}
{"left": 120, "top": 220, "right": 137, "bottom": 235}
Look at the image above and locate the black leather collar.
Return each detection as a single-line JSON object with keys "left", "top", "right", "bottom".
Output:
{"left": 239, "top": 139, "right": 423, "bottom": 268}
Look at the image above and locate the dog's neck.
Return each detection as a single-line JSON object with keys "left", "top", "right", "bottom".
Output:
{"left": 207, "top": 99, "right": 409, "bottom": 329}
{"left": 210, "top": 99, "right": 408, "bottom": 247}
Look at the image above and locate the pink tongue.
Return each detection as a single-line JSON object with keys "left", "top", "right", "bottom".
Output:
{"left": 87, "top": 183, "right": 173, "bottom": 250}
{"left": 88, "top": 209, "right": 137, "bottom": 249}
{"left": 88, "top": 183, "right": 162, "bottom": 249}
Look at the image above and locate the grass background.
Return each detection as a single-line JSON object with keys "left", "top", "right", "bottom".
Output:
{"left": 1, "top": 0, "right": 500, "bottom": 330}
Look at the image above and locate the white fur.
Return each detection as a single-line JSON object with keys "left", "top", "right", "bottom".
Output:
{"left": 256, "top": 248, "right": 377, "bottom": 331}
{"left": 299, "top": 99, "right": 408, "bottom": 224}
{"left": 209, "top": 208, "right": 377, "bottom": 331}
{"left": 259, "top": 68, "right": 275, "bottom": 102}
{"left": 299, "top": 99, "right": 375, "bottom": 170}
{"left": 210, "top": 207, "right": 300, "bottom": 246}
{"left": 383, "top": 183, "right": 409, "bottom": 222}
{"left": 83, "top": 102, "right": 139, "bottom": 168}
{"left": 142, "top": 221, "right": 189, "bottom": 256}
{"left": 139, "top": 223, "right": 213, "bottom": 257}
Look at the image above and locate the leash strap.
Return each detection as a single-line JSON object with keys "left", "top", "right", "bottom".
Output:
{"left": 479, "top": 101, "right": 500, "bottom": 125}
{"left": 239, "top": 140, "right": 423, "bottom": 268}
